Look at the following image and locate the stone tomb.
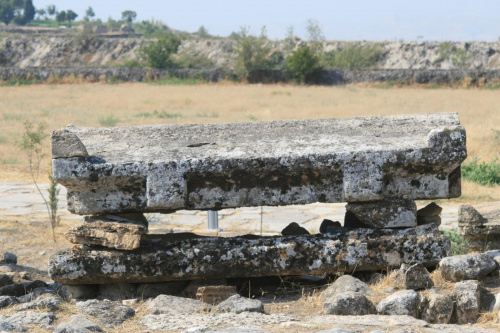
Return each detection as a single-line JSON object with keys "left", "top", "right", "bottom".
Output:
{"left": 48, "top": 113, "right": 466, "bottom": 284}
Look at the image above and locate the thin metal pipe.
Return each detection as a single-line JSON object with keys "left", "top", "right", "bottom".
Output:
{"left": 207, "top": 210, "right": 219, "bottom": 230}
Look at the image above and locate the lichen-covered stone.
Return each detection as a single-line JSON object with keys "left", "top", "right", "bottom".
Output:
{"left": 48, "top": 225, "right": 449, "bottom": 285}
{"left": 323, "top": 291, "right": 376, "bottom": 315}
{"left": 345, "top": 199, "right": 417, "bottom": 228}
{"left": 459, "top": 204, "right": 500, "bottom": 251}
{"left": 420, "top": 289, "right": 454, "bottom": 324}
{"left": 76, "top": 299, "right": 135, "bottom": 328}
{"left": 417, "top": 202, "right": 442, "bottom": 226}
{"left": 51, "top": 113, "right": 466, "bottom": 214}
{"left": 393, "top": 263, "right": 434, "bottom": 290}
{"left": 376, "top": 290, "right": 419, "bottom": 317}
{"left": 320, "top": 275, "right": 373, "bottom": 302}
{"left": 439, "top": 253, "right": 497, "bottom": 282}
{"left": 66, "top": 213, "right": 148, "bottom": 250}
{"left": 213, "top": 294, "right": 264, "bottom": 314}
{"left": 454, "top": 280, "right": 480, "bottom": 324}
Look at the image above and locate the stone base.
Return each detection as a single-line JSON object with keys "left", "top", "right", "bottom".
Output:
{"left": 345, "top": 199, "right": 417, "bottom": 228}
{"left": 49, "top": 225, "right": 450, "bottom": 285}
{"left": 459, "top": 203, "right": 500, "bottom": 251}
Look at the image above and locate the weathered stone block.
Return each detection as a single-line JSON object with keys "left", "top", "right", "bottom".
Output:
{"left": 48, "top": 225, "right": 449, "bottom": 285}
{"left": 459, "top": 203, "right": 500, "bottom": 251}
{"left": 417, "top": 202, "right": 442, "bottom": 226}
{"left": 345, "top": 198, "right": 417, "bottom": 228}
{"left": 65, "top": 213, "right": 148, "bottom": 250}
{"left": 51, "top": 113, "right": 466, "bottom": 214}
{"left": 454, "top": 280, "right": 480, "bottom": 324}
{"left": 439, "top": 253, "right": 497, "bottom": 282}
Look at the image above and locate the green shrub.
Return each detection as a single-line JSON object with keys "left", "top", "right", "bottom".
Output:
{"left": 140, "top": 33, "right": 181, "bottom": 69}
{"left": 434, "top": 42, "right": 453, "bottom": 64}
{"left": 120, "top": 59, "right": 142, "bottom": 68}
{"left": 441, "top": 229, "right": 470, "bottom": 255}
{"left": 98, "top": 115, "right": 120, "bottom": 127}
{"left": 322, "top": 44, "right": 382, "bottom": 69}
{"left": 285, "top": 46, "right": 323, "bottom": 84}
{"left": 174, "top": 51, "right": 215, "bottom": 68}
{"left": 233, "top": 27, "right": 272, "bottom": 80}
{"left": 462, "top": 157, "right": 500, "bottom": 186}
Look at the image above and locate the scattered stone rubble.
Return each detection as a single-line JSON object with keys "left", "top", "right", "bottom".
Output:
{"left": 459, "top": 203, "right": 500, "bottom": 251}
{"left": 0, "top": 112, "right": 493, "bottom": 330}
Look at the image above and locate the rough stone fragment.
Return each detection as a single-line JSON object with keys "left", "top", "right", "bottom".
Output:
{"left": 281, "top": 222, "right": 310, "bottom": 236}
{"left": 49, "top": 225, "right": 450, "bottom": 284}
{"left": 323, "top": 291, "right": 376, "bottom": 315}
{"left": 213, "top": 295, "right": 264, "bottom": 314}
{"left": 320, "top": 275, "right": 373, "bottom": 302}
{"left": 55, "top": 314, "right": 103, "bottom": 333}
{"left": 0, "top": 280, "right": 47, "bottom": 297}
{"left": 76, "top": 299, "right": 135, "bottom": 328}
{"left": 3, "top": 253, "right": 17, "bottom": 264}
{"left": 196, "top": 286, "right": 238, "bottom": 304}
{"left": 3, "top": 311, "right": 55, "bottom": 325}
{"left": 417, "top": 202, "right": 442, "bottom": 226}
{"left": 439, "top": 253, "right": 497, "bottom": 282}
{"left": 345, "top": 199, "right": 417, "bottom": 228}
{"left": 488, "top": 291, "right": 500, "bottom": 312}
{"left": 459, "top": 203, "right": 500, "bottom": 251}
{"left": 319, "top": 219, "right": 341, "bottom": 233}
{"left": 420, "top": 289, "right": 454, "bottom": 324}
{"left": 376, "top": 290, "right": 420, "bottom": 317}
{"left": 0, "top": 296, "right": 18, "bottom": 309}
{"left": 0, "top": 321, "right": 27, "bottom": 332}
{"left": 454, "top": 280, "right": 480, "bottom": 324}
{"left": 137, "top": 281, "right": 189, "bottom": 298}
{"left": 145, "top": 294, "right": 210, "bottom": 315}
{"left": 0, "top": 274, "right": 14, "bottom": 288}
{"left": 51, "top": 113, "right": 466, "bottom": 215}
{"left": 98, "top": 283, "right": 136, "bottom": 300}
{"left": 343, "top": 211, "right": 367, "bottom": 228}
{"left": 51, "top": 128, "right": 89, "bottom": 158}
{"left": 66, "top": 214, "right": 148, "bottom": 250}
{"left": 16, "top": 297, "right": 62, "bottom": 311}
{"left": 393, "top": 263, "right": 434, "bottom": 290}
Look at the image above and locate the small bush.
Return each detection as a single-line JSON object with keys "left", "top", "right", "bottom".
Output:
{"left": 120, "top": 59, "right": 142, "bottom": 68}
{"left": 322, "top": 44, "right": 382, "bottom": 69}
{"left": 174, "top": 51, "right": 215, "bottom": 68}
{"left": 441, "top": 229, "right": 470, "bottom": 255}
{"left": 140, "top": 33, "right": 181, "bottom": 69}
{"left": 233, "top": 26, "right": 272, "bottom": 80}
{"left": 98, "top": 115, "right": 120, "bottom": 127}
{"left": 285, "top": 45, "right": 323, "bottom": 84}
{"left": 462, "top": 157, "right": 500, "bottom": 186}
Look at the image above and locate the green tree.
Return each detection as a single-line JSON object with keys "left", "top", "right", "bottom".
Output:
{"left": 139, "top": 33, "right": 181, "bottom": 68}
{"left": 46, "top": 4, "right": 56, "bottom": 18}
{"left": 65, "top": 9, "right": 77, "bottom": 27}
{"left": 22, "top": 0, "right": 34, "bottom": 23}
{"left": 285, "top": 45, "right": 323, "bottom": 84}
{"left": 55, "top": 10, "right": 65, "bottom": 25}
{"left": 197, "top": 25, "right": 209, "bottom": 38}
{"left": 0, "top": 0, "right": 33, "bottom": 25}
{"left": 121, "top": 10, "right": 136, "bottom": 24}
{"left": 0, "top": 0, "right": 15, "bottom": 25}
{"left": 36, "top": 8, "right": 46, "bottom": 20}
{"left": 306, "top": 19, "right": 324, "bottom": 42}
{"left": 84, "top": 6, "right": 94, "bottom": 22}
{"left": 233, "top": 26, "right": 272, "bottom": 80}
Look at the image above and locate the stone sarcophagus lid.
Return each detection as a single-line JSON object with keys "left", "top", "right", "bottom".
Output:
{"left": 51, "top": 113, "right": 466, "bottom": 215}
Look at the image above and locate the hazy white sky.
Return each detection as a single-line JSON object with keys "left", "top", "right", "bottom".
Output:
{"left": 33, "top": 0, "right": 500, "bottom": 41}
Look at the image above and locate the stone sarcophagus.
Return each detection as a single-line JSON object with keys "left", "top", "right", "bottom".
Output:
{"left": 52, "top": 113, "right": 466, "bottom": 215}
{"left": 49, "top": 113, "right": 465, "bottom": 285}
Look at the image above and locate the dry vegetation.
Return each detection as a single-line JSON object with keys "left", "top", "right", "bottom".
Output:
{"left": 0, "top": 82, "right": 499, "bottom": 200}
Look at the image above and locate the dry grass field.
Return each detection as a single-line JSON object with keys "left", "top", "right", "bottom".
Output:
{"left": 0, "top": 82, "right": 499, "bottom": 200}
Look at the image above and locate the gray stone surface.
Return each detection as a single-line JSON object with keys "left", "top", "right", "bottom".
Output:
{"left": 76, "top": 299, "right": 135, "bottom": 328}
{"left": 459, "top": 203, "right": 500, "bottom": 251}
{"left": 16, "top": 296, "right": 62, "bottom": 311}
{"left": 136, "top": 281, "right": 189, "bottom": 298}
{"left": 439, "top": 253, "right": 497, "bottom": 282}
{"left": 55, "top": 314, "right": 103, "bottom": 333}
{"left": 420, "top": 289, "right": 454, "bottom": 324}
{"left": 0, "top": 320, "right": 27, "bottom": 332}
{"left": 49, "top": 225, "right": 450, "bottom": 284}
{"left": 0, "top": 296, "right": 18, "bottom": 309}
{"left": 323, "top": 291, "right": 376, "bottom": 315}
{"left": 1, "top": 311, "right": 55, "bottom": 325}
{"left": 3, "top": 253, "right": 17, "bottom": 265}
{"left": 345, "top": 199, "right": 417, "bottom": 228}
{"left": 214, "top": 295, "right": 264, "bottom": 314}
{"left": 66, "top": 213, "right": 148, "bottom": 250}
{"left": 308, "top": 314, "right": 428, "bottom": 327}
{"left": 320, "top": 275, "right": 373, "bottom": 302}
{"left": 0, "top": 274, "right": 14, "bottom": 288}
{"left": 52, "top": 113, "right": 466, "bottom": 214}
{"left": 0, "top": 280, "right": 47, "bottom": 297}
{"left": 376, "top": 290, "right": 420, "bottom": 317}
{"left": 454, "top": 280, "right": 480, "bottom": 324}
{"left": 393, "top": 263, "right": 434, "bottom": 290}
{"left": 145, "top": 294, "right": 210, "bottom": 315}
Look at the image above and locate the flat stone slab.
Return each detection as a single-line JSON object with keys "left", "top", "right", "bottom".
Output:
{"left": 51, "top": 113, "right": 466, "bottom": 214}
{"left": 48, "top": 224, "right": 449, "bottom": 284}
